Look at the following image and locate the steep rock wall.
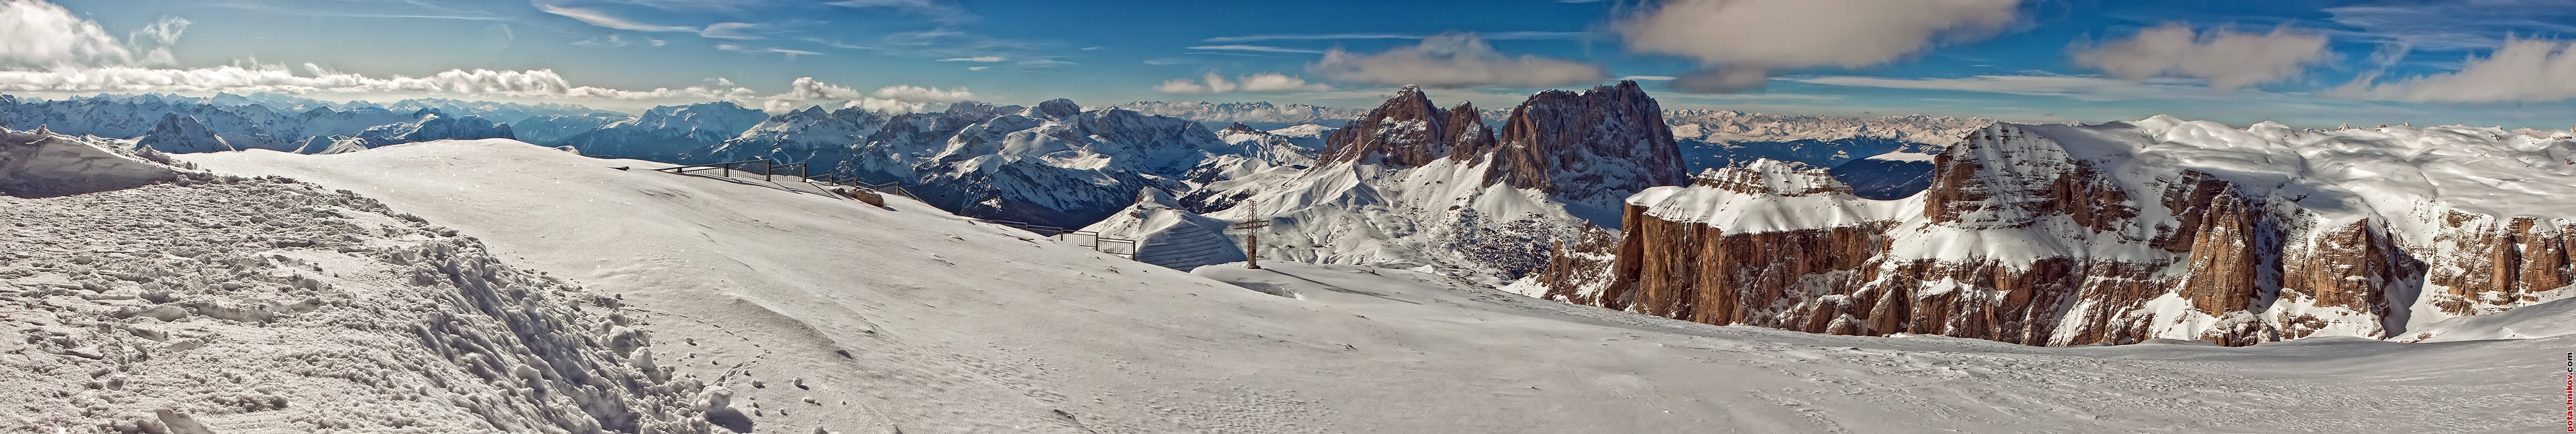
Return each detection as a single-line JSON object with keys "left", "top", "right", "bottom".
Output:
{"left": 1531, "top": 121, "right": 2576, "bottom": 346}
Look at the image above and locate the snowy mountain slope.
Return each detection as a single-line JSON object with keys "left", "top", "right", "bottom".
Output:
{"left": 170, "top": 139, "right": 2559, "bottom": 433}
{"left": 836, "top": 100, "right": 1240, "bottom": 228}
{"left": 350, "top": 109, "right": 514, "bottom": 148}
{"left": 1665, "top": 110, "right": 1990, "bottom": 147}
{"left": 72, "top": 93, "right": 603, "bottom": 124}
{"left": 1, "top": 136, "right": 706, "bottom": 433}
{"left": 556, "top": 101, "right": 767, "bottom": 164}
{"left": 0, "top": 94, "right": 517, "bottom": 154}
{"left": 1080, "top": 188, "right": 1247, "bottom": 271}
{"left": 1530, "top": 118, "right": 2576, "bottom": 347}
{"left": 512, "top": 112, "right": 633, "bottom": 146}
{"left": 136, "top": 114, "right": 234, "bottom": 153}
{"left": 1156, "top": 82, "right": 1687, "bottom": 282}
{"left": 1266, "top": 123, "right": 1336, "bottom": 149}
{"left": 708, "top": 106, "right": 889, "bottom": 165}
{"left": 0, "top": 127, "right": 188, "bottom": 197}
{"left": 1109, "top": 101, "right": 1363, "bottom": 130}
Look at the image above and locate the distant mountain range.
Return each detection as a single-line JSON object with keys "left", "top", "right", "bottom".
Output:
{"left": 0, "top": 94, "right": 515, "bottom": 154}
{"left": 11, "top": 88, "right": 2576, "bottom": 351}
{"left": 0, "top": 91, "right": 1975, "bottom": 226}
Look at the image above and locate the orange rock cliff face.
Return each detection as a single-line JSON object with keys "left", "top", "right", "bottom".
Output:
{"left": 1531, "top": 122, "right": 2576, "bottom": 346}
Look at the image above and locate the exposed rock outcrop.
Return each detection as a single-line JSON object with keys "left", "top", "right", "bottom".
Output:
{"left": 1487, "top": 80, "right": 1689, "bottom": 210}
{"left": 1529, "top": 120, "right": 2576, "bottom": 346}
{"left": 1315, "top": 85, "right": 1496, "bottom": 168}
{"left": 1195, "top": 81, "right": 1690, "bottom": 278}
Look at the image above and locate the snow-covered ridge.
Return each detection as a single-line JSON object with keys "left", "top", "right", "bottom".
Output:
{"left": 1665, "top": 109, "right": 1990, "bottom": 145}
{"left": 0, "top": 94, "right": 517, "bottom": 155}
{"left": 0, "top": 127, "right": 191, "bottom": 197}
{"left": 1109, "top": 101, "right": 1364, "bottom": 129}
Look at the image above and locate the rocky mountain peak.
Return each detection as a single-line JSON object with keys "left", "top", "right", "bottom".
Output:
{"left": 1035, "top": 98, "right": 1083, "bottom": 119}
{"left": 1216, "top": 122, "right": 1265, "bottom": 136}
{"left": 137, "top": 113, "right": 232, "bottom": 153}
{"left": 1316, "top": 86, "right": 1494, "bottom": 167}
{"left": 1486, "top": 80, "right": 1690, "bottom": 210}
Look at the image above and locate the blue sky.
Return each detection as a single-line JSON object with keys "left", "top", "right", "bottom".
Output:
{"left": 14, "top": 0, "right": 2576, "bottom": 129}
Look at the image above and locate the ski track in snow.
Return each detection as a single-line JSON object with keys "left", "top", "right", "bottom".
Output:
{"left": 94, "top": 139, "right": 2548, "bottom": 433}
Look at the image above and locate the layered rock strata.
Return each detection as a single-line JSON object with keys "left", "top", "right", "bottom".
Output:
{"left": 1528, "top": 119, "right": 2576, "bottom": 346}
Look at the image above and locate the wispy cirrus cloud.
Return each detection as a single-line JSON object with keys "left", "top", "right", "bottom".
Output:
{"left": 2324, "top": 0, "right": 2576, "bottom": 52}
{"left": 1185, "top": 45, "right": 1323, "bottom": 54}
{"left": 823, "top": 0, "right": 976, "bottom": 25}
{"left": 534, "top": 2, "right": 695, "bottom": 33}
{"left": 1203, "top": 31, "right": 1590, "bottom": 43}
{"left": 697, "top": 22, "right": 763, "bottom": 40}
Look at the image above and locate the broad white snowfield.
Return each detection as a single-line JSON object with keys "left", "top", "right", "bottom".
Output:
{"left": 0, "top": 135, "right": 2553, "bottom": 433}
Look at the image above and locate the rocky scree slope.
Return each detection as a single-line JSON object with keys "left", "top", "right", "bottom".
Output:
{"left": 1525, "top": 118, "right": 2576, "bottom": 346}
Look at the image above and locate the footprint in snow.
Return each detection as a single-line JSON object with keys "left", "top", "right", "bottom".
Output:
{"left": 928, "top": 254, "right": 954, "bottom": 266}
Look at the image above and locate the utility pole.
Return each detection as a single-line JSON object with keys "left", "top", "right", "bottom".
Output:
{"left": 1229, "top": 200, "right": 1271, "bottom": 270}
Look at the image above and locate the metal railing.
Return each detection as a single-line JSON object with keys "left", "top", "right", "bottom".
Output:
{"left": 972, "top": 218, "right": 1139, "bottom": 259}
{"left": 654, "top": 158, "right": 873, "bottom": 186}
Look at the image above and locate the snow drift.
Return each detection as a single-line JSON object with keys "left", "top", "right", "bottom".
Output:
{"left": 0, "top": 127, "right": 185, "bottom": 197}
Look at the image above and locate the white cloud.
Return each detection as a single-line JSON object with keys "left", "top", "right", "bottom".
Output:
{"left": 1308, "top": 33, "right": 1603, "bottom": 88}
{"left": 1617, "top": 75, "right": 1676, "bottom": 81}
{"left": 535, "top": 3, "right": 695, "bottom": 33}
{"left": 0, "top": 62, "right": 756, "bottom": 101}
{"left": 1793, "top": 74, "right": 2226, "bottom": 102}
{"left": 0, "top": 0, "right": 182, "bottom": 69}
{"left": 937, "top": 56, "right": 1002, "bottom": 62}
{"left": 771, "top": 48, "right": 819, "bottom": 60}
{"left": 2331, "top": 38, "right": 2576, "bottom": 103}
{"left": 1187, "top": 45, "right": 1323, "bottom": 54}
{"left": 573, "top": 34, "right": 637, "bottom": 48}
{"left": 870, "top": 84, "right": 973, "bottom": 101}
{"left": 1154, "top": 72, "right": 1329, "bottom": 94}
{"left": 1617, "top": 0, "right": 2022, "bottom": 92}
{"left": 131, "top": 16, "right": 190, "bottom": 47}
{"left": 698, "top": 22, "right": 762, "bottom": 40}
{"left": 757, "top": 78, "right": 971, "bottom": 113}
{"left": 2070, "top": 23, "right": 2331, "bottom": 90}
{"left": 1237, "top": 72, "right": 1329, "bottom": 92}
{"left": 1154, "top": 72, "right": 1232, "bottom": 94}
